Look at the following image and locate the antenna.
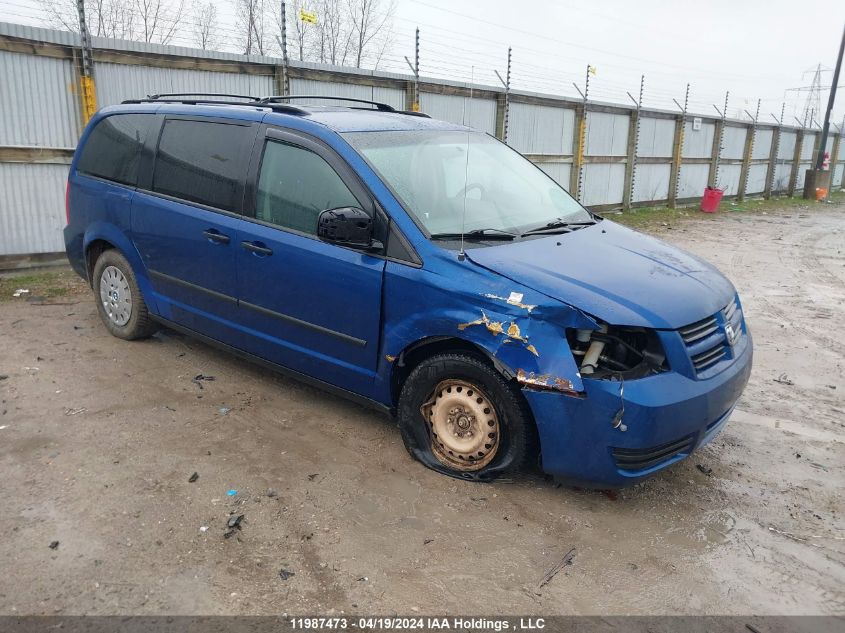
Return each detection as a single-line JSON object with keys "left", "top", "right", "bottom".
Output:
{"left": 458, "top": 66, "right": 475, "bottom": 262}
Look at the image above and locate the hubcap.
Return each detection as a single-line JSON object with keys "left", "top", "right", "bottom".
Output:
{"left": 421, "top": 380, "right": 500, "bottom": 471}
{"left": 99, "top": 265, "right": 132, "bottom": 326}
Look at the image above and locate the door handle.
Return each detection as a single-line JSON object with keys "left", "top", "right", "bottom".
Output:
{"left": 240, "top": 241, "right": 273, "bottom": 256}
{"left": 203, "top": 229, "right": 230, "bottom": 244}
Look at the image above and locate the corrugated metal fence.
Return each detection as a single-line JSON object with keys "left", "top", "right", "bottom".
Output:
{"left": 1, "top": 21, "right": 844, "bottom": 261}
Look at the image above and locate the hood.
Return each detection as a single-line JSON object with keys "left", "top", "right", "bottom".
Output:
{"left": 466, "top": 220, "right": 735, "bottom": 329}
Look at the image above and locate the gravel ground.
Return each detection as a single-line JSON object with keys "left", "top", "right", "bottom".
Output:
{"left": 0, "top": 201, "right": 843, "bottom": 616}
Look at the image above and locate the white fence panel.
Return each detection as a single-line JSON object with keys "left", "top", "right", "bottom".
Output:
{"left": 585, "top": 112, "right": 629, "bottom": 156}
{"left": 535, "top": 162, "right": 572, "bottom": 190}
{"left": 677, "top": 163, "right": 710, "bottom": 198}
{"left": 582, "top": 163, "right": 625, "bottom": 206}
{"left": 721, "top": 126, "right": 747, "bottom": 160}
{"left": 0, "top": 51, "right": 81, "bottom": 148}
{"left": 637, "top": 117, "right": 674, "bottom": 158}
{"left": 96, "top": 63, "right": 275, "bottom": 107}
{"left": 752, "top": 129, "right": 773, "bottom": 159}
{"left": 772, "top": 164, "right": 792, "bottom": 191}
{"left": 633, "top": 163, "right": 670, "bottom": 202}
{"left": 419, "top": 93, "right": 496, "bottom": 135}
{"left": 508, "top": 102, "right": 575, "bottom": 155}
{"left": 290, "top": 78, "right": 405, "bottom": 110}
{"left": 746, "top": 164, "right": 768, "bottom": 194}
{"left": 682, "top": 120, "right": 715, "bottom": 158}
{"left": 0, "top": 163, "right": 69, "bottom": 255}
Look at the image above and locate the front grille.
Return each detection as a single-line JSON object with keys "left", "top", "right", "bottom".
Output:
{"left": 691, "top": 343, "right": 727, "bottom": 371}
{"left": 679, "top": 315, "right": 719, "bottom": 344}
{"left": 678, "top": 297, "right": 744, "bottom": 376}
{"left": 613, "top": 434, "right": 695, "bottom": 471}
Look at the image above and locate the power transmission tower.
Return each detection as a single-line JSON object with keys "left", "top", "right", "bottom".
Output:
{"left": 801, "top": 64, "right": 825, "bottom": 127}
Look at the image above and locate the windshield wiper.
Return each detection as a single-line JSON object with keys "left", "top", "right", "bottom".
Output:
{"left": 520, "top": 219, "right": 595, "bottom": 237}
{"left": 429, "top": 228, "right": 517, "bottom": 241}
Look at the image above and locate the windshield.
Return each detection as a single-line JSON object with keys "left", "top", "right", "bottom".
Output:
{"left": 343, "top": 130, "right": 592, "bottom": 241}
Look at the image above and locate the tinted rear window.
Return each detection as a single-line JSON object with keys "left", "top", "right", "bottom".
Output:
{"left": 152, "top": 119, "right": 249, "bottom": 212}
{"left": 77, "top": 114, "right": 153, "bottom": 186}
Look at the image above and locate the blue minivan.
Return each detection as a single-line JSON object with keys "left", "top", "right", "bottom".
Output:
{"left": 64, "top": 94, "right": 752, "bottom": 487}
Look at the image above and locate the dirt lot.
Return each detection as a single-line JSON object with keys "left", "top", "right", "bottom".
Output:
{"left": 1, "top": 201, "right": 843, "bottom": 616}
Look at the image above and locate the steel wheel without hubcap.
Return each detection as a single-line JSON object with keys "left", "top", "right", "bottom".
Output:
{"left": 99, "top": 265, "right": 132, "bottom": 327}
{"left": 421, "top": 379, "right": 501, "bottom": 471}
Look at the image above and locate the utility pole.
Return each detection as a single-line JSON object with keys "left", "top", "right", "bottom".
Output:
{"left": 805, "top": 24, "right": 845, "bottom": 199}
{"left": 815, "top": 24, "right": 844, "bottom": 170}
{"left": 75, "top": 0, "right": 97, "bottom": 122}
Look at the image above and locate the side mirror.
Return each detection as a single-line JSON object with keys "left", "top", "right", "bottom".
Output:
{"left": 317, "top": 207, "right": 377, "bottom": 250}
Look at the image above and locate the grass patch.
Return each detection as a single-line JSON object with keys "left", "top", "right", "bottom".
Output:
{"left": 0, "top": 267, "right": 88, "bottom": 302}
{"left": 608, "top": 190, "right": 844, "bottom": 232}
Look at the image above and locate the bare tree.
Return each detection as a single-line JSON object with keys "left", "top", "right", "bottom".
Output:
{"left": 346, "top": 0, "right": 393, "bottom": 68}
{"left": 38, "top": 0, "right": 140, "bottom": 38}
{"left": 134, "top": 0, "right": 185, "bottom": 44}
{"left": 193, "top": 2, "right": 219, "bottom": 50}
{"left": 234, "top": 0, "right": 270, "bottom": 55}
{"left": 318, "top": 0, "right": 353, "bottom": 66}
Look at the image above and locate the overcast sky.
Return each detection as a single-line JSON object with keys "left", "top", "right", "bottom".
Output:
{"left": 2, "top": 0, "right": 843, "bottom": 123}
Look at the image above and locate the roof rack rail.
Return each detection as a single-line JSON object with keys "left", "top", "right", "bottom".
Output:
{"left": 147, "top": 92, "right": 261, "bottom": 101}
{"left": 260, "top": 95, "right": 396, "bottom": 112}
{"left": 121, "top": 95, "right": 309, "bottom": 115}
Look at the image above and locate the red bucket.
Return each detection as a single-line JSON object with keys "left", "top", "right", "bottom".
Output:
{"left": 700, "top": 187, "right": 724, "bottom": 213}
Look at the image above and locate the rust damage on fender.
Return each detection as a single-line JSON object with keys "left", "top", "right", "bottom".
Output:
{"left": 458, "top": 311, "right": 540, "bottom": 357}
{"left": 516, "top": 368, "right": 580, "bottom": 395}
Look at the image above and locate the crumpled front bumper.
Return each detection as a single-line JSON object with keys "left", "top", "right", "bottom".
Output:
{"left": 524, "top": 332, "right": 753, "bottom": 488}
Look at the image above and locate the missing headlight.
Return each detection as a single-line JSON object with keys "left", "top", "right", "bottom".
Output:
{"left": 566, "top": 325, "right": 667, "bottom": 380}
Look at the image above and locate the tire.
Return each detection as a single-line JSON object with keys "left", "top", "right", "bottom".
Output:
{"left": 397, "top": 353, "right": 534, "bottom": 481}
{"left": 92, "top": 249, "right": 158, "bottom": 340}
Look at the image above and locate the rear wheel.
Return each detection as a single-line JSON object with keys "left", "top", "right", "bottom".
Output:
{"left": 92, "top": 249, "right": 158, "bottom": 340}
{"left": 397, "top": 353, "right": 533, "bottom": 481}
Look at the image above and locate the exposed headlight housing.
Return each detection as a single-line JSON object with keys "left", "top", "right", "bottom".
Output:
{"left": 566, "top": 324, "right": 667, "bottom": 380}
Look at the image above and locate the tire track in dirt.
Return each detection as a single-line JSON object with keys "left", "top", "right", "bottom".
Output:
{"left": 730, "top": 228, "right": 845, "bottom": 359}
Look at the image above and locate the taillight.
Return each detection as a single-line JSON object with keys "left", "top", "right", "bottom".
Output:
{"left": 65, "top": 180, "right": 70, "bottom": 225}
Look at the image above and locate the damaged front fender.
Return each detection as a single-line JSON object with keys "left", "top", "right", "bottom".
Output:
{"left": 379, "top": 261, "right": 599, "bottom": 402}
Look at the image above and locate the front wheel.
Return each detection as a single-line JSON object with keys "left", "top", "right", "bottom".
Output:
{"left": 92, "top": 249, "right": 158, "bottom": 340}
{"left": 397, "top": 353, "right": 534, "bottom": 481}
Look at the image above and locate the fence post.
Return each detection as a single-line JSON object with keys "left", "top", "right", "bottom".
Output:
{"left": 494, "top": 93, "right": 508, "bottom": 141}
{"left": 273, "top": 65, "right": 287, "bottom": 96}
{"left": 668, "top": 84, "right": 689, "bottom": 209}
{"left": 788, "top": 128, "right": 804, "bottom": 197}
{"left": 765, "top": 125, "right": 780, "bottom": 199}
{"left": 622, "top": 109, "right": 638, "bottom": 209}
{"left": 738, "top": 126, "right": 754, "bottom": 201}
{"left": 622, "top": 76, "right": 644, "bottom": 210}
{"left": 571, "top": 103, "right": 587, "bottom": 199}
{"left": 405, "top": 81, "right": 417, "bottom": 111}
{"left": 668, "top": 115, "right": 685, "bottom": 208}
{"left": 75, "top": 0, "right": 97, "bottom": 123}
{"left": 708, "top": 119, "right": 724, "bottom": 188}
